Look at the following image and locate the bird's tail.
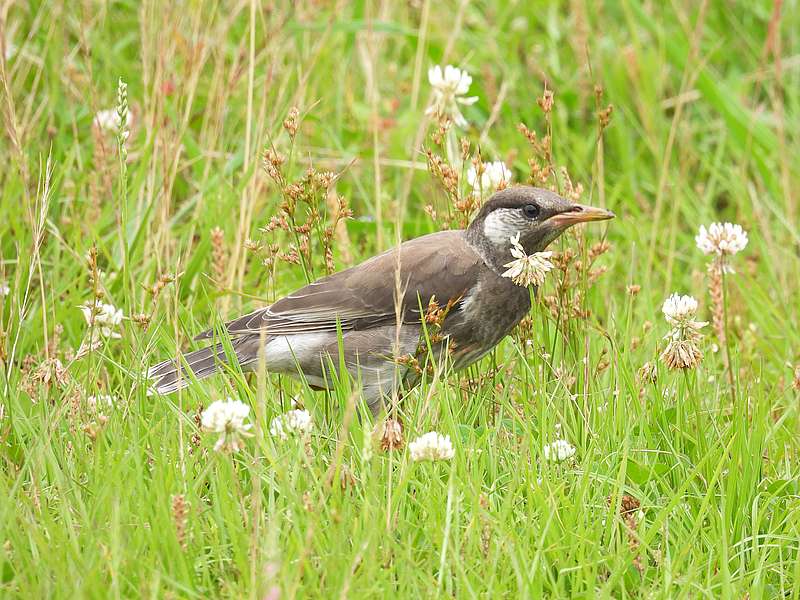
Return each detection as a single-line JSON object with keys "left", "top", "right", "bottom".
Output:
{"left": 147, "top": 339, "right": 252, "bottom": 394}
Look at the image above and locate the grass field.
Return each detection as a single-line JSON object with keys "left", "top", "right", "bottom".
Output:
{"left": 2, "top": 0, "right": 800, "bottom": 597}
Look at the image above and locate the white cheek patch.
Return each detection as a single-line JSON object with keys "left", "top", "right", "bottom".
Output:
{"left": 483, "top": 209, "right": 520, "bottom": 245}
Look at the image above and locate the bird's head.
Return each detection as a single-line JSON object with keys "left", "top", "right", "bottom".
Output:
{"left": 466, "top": 186, "right": 615, "bottom": 258}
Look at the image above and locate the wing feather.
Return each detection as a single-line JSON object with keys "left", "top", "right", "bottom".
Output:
{"left": 195, "top": 230, "right": 483, "bottom": 340}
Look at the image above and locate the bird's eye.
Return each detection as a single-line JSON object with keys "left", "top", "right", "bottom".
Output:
{"left": 522, "top": 203, "right": 540, "bottom": 219}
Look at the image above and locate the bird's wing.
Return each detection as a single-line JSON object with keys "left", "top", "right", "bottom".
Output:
{"left": 195, "top": 230, "right": 484, "bottom": 340}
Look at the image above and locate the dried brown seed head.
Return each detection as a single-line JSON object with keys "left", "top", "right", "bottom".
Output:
{"left": 171, "top": 494, "right": 189, "bottom": 551}
{"left": 283, "top": 106, "right": 300, "bottom": 138}
{"left": 538, "top": 89, "right": 554, "bottom": 113}
{"left": 380, "top": 418, "right": 404, "bottom": 452}
{"left": 132, "top": 313, "right": 151, "bottom": 329}
{"left": 637, "top": 361, "right": 658, "bottom": 384}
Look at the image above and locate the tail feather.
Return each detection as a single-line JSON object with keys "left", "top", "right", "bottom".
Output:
{"left": 148, "top": 340, "right": 253, "bottom": 394}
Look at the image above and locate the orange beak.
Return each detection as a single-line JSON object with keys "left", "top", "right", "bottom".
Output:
{"left": 549, "top": 204, "right": 615, "bottom": 227}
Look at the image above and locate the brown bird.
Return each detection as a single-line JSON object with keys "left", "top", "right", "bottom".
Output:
{"left": 148, "top": 186, "right": 613, "bottom": 411}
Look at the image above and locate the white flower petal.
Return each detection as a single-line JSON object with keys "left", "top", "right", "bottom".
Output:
{"left": 427, "top": 65, "right": 443, "bottom": 86}
{"left": 409, "top": 431, "right": 454, "bottom": 461}
{"left": 269, "top": 409, "right": 314, "bottom": 440}
{"left": 695, "top": 222, "right": 748, "bottom": 256}
{"left": 426, "top": 64, "right": 477, "bottom": 129}
{"left": 543, "top": 439, "right": 576, "bottom": 462}
{"left": 662, "top": 293, "right": 699, "bottom": 326}
{"left": 201, "top": 399, "right": 252, "bottom": 434}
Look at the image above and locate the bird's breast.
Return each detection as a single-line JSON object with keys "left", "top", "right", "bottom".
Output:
{"left": 445, "top": 272, "right": 531, "bottom": 367}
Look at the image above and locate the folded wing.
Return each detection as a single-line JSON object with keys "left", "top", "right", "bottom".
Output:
{"left": 195, "top": 230, "right": 483, "bottom": 340}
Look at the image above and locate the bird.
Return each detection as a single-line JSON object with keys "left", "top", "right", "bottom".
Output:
{"left": 148, "top": 186, "right": 614, "bottom": 412}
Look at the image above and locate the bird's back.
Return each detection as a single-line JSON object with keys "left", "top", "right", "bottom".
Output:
{"left": 197, "top": 229, "right": 487, "bottom": 340}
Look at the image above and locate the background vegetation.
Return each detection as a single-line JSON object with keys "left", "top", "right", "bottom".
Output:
{"left": 1, "top": 0, "right": 799, "bottom": 597}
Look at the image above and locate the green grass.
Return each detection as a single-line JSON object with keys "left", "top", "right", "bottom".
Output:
{"left": 2, "top": 0, "right": 800, "bottom": 597}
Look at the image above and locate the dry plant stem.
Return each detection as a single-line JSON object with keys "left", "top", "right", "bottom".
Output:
{"left": 0, "top": 20, "right": 29, "bottom": 192}
{"left": 359, "top": 3, "right": 386, "bottom": 250}
{"left": 542, "top": 91, "right": 554, "bottom": 188}
{"left": 646, "top": 0, "right": 709, "bottom": 290}
{"left": 759, "top": 0, "right": 795, "bottom": 230}
{"left": 478, "top": 79, "right": 510, "bottom": 146}
{"left": 593, "top": 86, "right": 608, "bottom": 208}
{"left": 210, "top": 227, "right": 227, "bottom": 289}
{"left": 444, "top": 128, "right": 459, "bottom": 171}
{"left": 408, "top": 0, "right": 431, "bottom": 111}
{"left": 171, "top": 495, "right": 188, "bottom": 551}
{"left": 397, "top": 0, "right": 468, "bottom": 225}
{"left": 708, "top": 259, "right": 726, "bottom": 350}
{"left": 249, "top": 328, "right": 267, "bottom": 594}
{"left": 6, "top": 161, "right": 52, "bottom": 396}
{"left": 326, "top": 188, "right": 352, "bottom": 265}
{"left": 387, "top": 238, "right": 406, "bottom": 532}
{"left": 708, "top": 256, "right": 736, "bottom": 401}
{"left": 228, "top": 0, "right": 259, "bottom": 315}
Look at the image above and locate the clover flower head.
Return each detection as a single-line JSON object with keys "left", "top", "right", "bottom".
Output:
{"left": 501, "top": 232, "right": 554, "bottom": 287}
{"left": 0, "top": 281, "right": 9, "bottom": 297}
{"left": 94, "top": 109, "right": 122, "bottom": 133}
{"left": 660, "top": 293, "right": 707, "bottom": 370}
{"left": 92, "top": 101, "right": 133, "bottom": 140}
{"left": 695, "top": 223, "right": 748, "bottom": 256}
{"left": 467, "top": 161, "right": 512, "bottom": 194}
{"left": 201, "top": 398, "right": 253, "bottom": 452}
{"left": 80, "top": 302, "right": 124, "bottom": 339}
{"left": 425, "top": 64, "right": 478, "bottom": 128}
{"left": 409, "top": 431, "right": 455, "bottom": 462}
{"left": 543, "top": 439, "right": 576, "bottom": 462}
{"left": 269, "top": 409, "right": 314, "bottom": 440}
{"left": 661, "top": 294, "right": 701, "bottom": 327}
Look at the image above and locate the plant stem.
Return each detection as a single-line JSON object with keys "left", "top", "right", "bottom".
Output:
{"left": 720, "top": 261, "right": 737, "bottom": 403}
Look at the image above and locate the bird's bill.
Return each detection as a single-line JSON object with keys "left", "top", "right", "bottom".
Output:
{"left": 549, "top": 204, "right": 615, "bottom": 226}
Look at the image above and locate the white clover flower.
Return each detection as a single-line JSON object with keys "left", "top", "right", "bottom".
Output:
{"left": 409, "top": 431, "right": 454, "bottom": 462}
{"left": 98, "top": 302, "right": 124, "bottom": 326}
{"left": 94, "top": 109, "right": 122, "bottom": 133}
{"left": 201, "top": 398, "right": 253, "bottom": 452}
{"left": 0, "top": 281, "right": 9, "bottom": 297}
{"left": 543, "top": 439, "right": 576, "bottom": 462}
{"left": 80, "top": 302, "right": 124, "bottom": 339}
{"left": 80, "top": 305, "right": 95, "bottom": 325}
{"left": 87, "top": 394, "right": 116, "bottom": 411}
{"left": 661, "top": 294, "right": 699, "bottom": 326}
{"left": 660, "top": 293, "right": 707, "bottom": 370}
{"left": 269, "top": 409, "right": 313, "bottom": 440}
{"left": 94, "top": 107, "right": 134, "bottom": 138}
{"left": 501, "top": 232, "right": 554, "bottom": 287}
{"left": 661, "top": 293, "right": 707, "bottom": 334}
{"left": 467, "top": 161, "right": 512, "bottom": 194}
{"left": 425, "top": 64, "right": 478, "bottom": 128}
{"left": 695, "top": 223, "right": 748, "bottom": 256}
